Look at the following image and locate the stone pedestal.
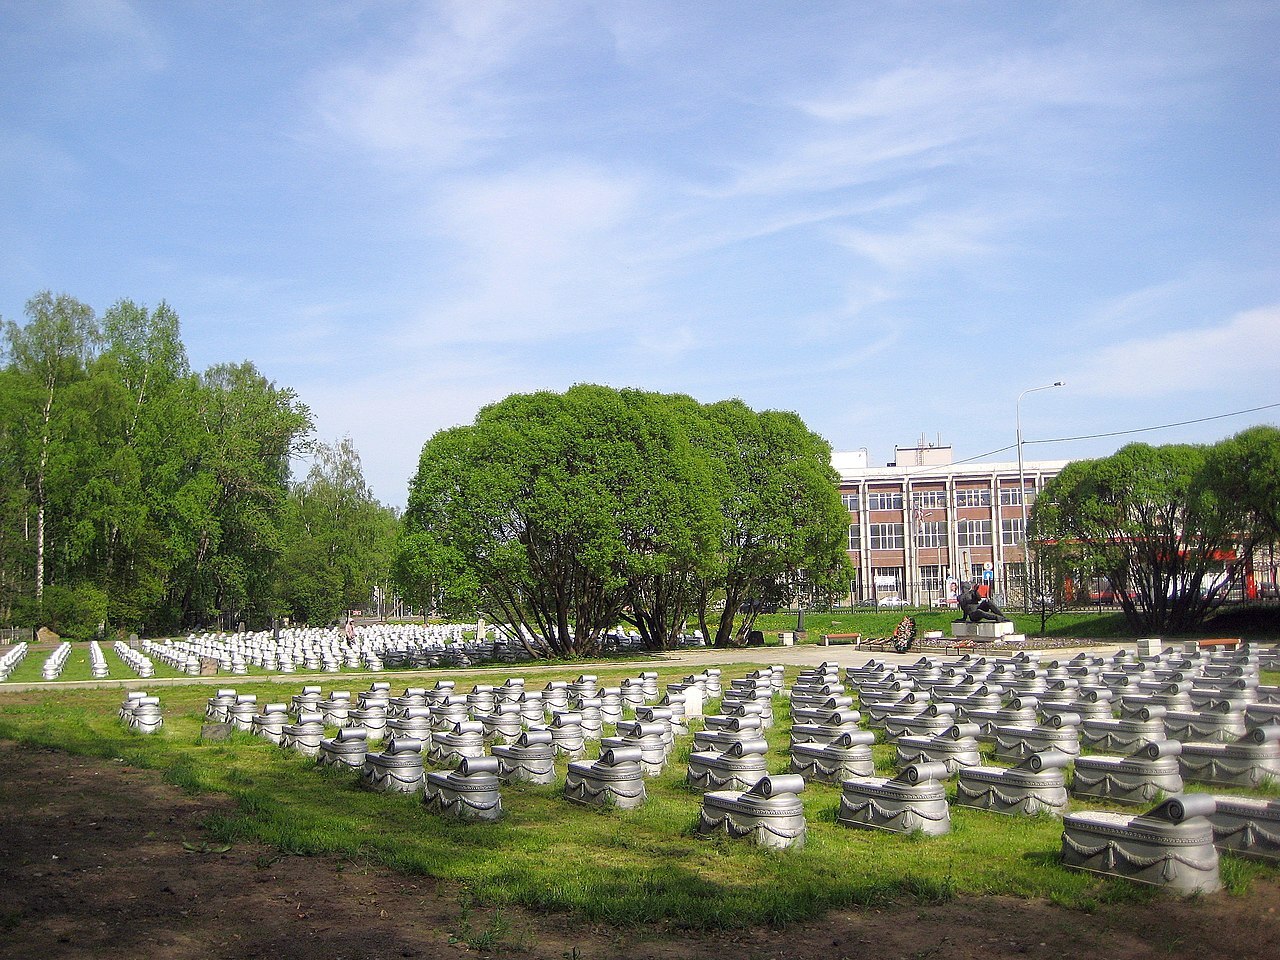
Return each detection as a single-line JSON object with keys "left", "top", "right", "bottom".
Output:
{"left": 686, "top": 738, "right": 769, "bottom": 792}
{"left": 492, "top": 730, "right": 556, "bottom": 785}
{"left": 836, "top": 762, "right": 951, "bottom": 836}
{"left": 363, "top": 738, "right": 425, "bottom": 794}
{"left": 564, "top": 747, "right": 647, "bottom": 810}
{"left": 698, "top": 775, "right": 807, "bottom": 850}
{"left": 1061, "top": 794, "right": 1221, "bottom": 895}
{"left": 789, "top": 732, "right": 876, "bottom": 783}
{"left": 1210, "top": 796, "right": 1280, "bottom": 863}
{"left": 956, "top": 749, "right": 1071, "bottom": 817}
{"left": 1072, "top": 740, "right": 1185, "bottom": 805}
{"left": 319, "top": 728, "right": 368, "bottom": 769}
{"left": 424, "top": 756, "right": 503, "bottom": 821}
{"left": 1135, "top": 637, "right": 1164, "bottom": 657}
{"left": 950, "top": 620, "right": 1025, "bottom": 643}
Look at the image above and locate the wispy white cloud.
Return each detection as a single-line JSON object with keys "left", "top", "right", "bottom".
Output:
{"left": 1084, "top": 277, "right": 1206, "bottom": 334}
{"left": 715, "top": 38, "right": 1173, "bottom": 204}
{"left": 407, "top": 162, "right": 647, "bottom": 343}
{"left": 312, "top": 1, "right": 558, "bottom": 166}
{"left": 798, "top": 55, "right": 1133, "bottom": 126}
{"left": 1068, "top": 305, "right": 1280, "bottom": 398}
{"left": 831, "top": 209, "right": 1014, "bottom": 273}
{"left": 651, "top": 189, "right": 927, "bottom": 264}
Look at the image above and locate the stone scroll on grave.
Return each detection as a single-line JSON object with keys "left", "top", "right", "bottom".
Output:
{"left": 1061, "top": 793, "right": 1221, "bottom": 896}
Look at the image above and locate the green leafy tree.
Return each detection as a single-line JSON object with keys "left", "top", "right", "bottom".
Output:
{"left": 400, "top": 387, "right": 663, "bottom": 656}
{"left": 1200, "top": 426, "right": 1280, "bottom": 543}
{"left": 689, "top": 401, "right": 854, "bottom": 647}
{"left": 1, "top": 292, "right": 100, "bottom": 606}
{"left": 164, "top": 362, "right": 312, "bottom": 629}
{"left": 396, "top": 386, "right": 851, "bottom": 655}
{"left": 1031, "top": 440, "right": 1247, "bottom": 633}
{"left": 93, "top": 300, "right": 195, "bottom": 630}
{"left": 0, "top": 365, "right": 34, "bottom": 622}
{"left": 606, "top": 392, "right": 721, "bottom": 649}
{"left": 277, "top": 437, "right": 400, "bottom": 625}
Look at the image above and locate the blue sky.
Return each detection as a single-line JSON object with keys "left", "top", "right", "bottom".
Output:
{"left": 2, "top": 1, "right": 1277, "bottom": 506}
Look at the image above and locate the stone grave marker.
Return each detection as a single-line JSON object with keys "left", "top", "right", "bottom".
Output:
{"left": 200, "top": 722, "right": 232, "bottom": 742}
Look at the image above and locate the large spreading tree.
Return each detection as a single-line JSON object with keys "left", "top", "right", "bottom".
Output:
{"left": 395, "top": 385, "right": 852, "bottom": 656}
{"left": 1030, "top": 429, "right": 1280, "bottom": 634}
{"left": 688, "top": 399, "right": 853, "bottom": 647}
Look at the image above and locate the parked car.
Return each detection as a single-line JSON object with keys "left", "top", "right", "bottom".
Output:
{"left": 877, "top": 595, "right": 908, "bottom": 608}
{"left": 856, "top": 598, "right": 879, "bottom": 608}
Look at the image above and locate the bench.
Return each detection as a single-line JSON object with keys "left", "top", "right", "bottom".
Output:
{"left": 820, "top": 633, "right": 862, "bottom": 647}
{"left": 1197, "top": 638, "right": 1241, "bottom": 650}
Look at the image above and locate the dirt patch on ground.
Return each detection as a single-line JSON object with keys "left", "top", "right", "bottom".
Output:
{"left": 2, "top": 741, "right": 1277, "bottom": 960}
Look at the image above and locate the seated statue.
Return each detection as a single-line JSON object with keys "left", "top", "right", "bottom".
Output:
{"left": 958, "top": 582, "right": 1007, "bottom": 623}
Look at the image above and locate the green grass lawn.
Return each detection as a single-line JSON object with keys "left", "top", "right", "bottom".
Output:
{"left": 2, "top": 663, "right": 1278, "bottom": 928}
{"left": 752, "top": 609, "right": 1135, "bottom": 642}
{"left": 754, "top": 605, "right": 1280, "bottom": 644}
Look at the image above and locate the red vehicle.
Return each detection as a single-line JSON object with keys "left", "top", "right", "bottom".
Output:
{"left": 1084, "top": 578, "right": 1135, "bottom": 604}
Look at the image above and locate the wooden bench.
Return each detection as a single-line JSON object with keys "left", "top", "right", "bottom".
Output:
{"left": 820, "top": 632, "right": 862, "bottom": 647}
{"left": 1197, "top": 637, "right": 1241, "bottom": 650}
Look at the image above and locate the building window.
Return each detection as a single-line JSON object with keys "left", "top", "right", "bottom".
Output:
{"left": 869, "top": 523, "right": 905, "bottom": 550}
{"left": 956, "top": 519, "right": 992, "bottom": 547}
{"left": 867, "top": 490, "right": 904, "bottom": 511}
{"left": 841, "top": 492, "right": 859, "bottom": 512}
{"left": 919, "top": 565, "right": 944, "bottom": 594}
{"left": 872, "top": 567, "right": 903, "bottom": 595}
{"left": 999, "top": 486, "right": 1038, "bottom": 507}
{"left": 916, "top": 521, "right": 946, "bottom": 549}
{"left": 911, "top": 490, "right": 947, "bottom": 510}
{"left": 954, "top": 487, "right": 991, "bottom": 508}
{"left": 848, "top": 524, "right": 861, "bottom": 551}
{"left": 1001, "top": 518, "right": 1025, "bottom": 546}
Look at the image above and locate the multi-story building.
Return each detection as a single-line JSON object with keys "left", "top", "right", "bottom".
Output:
{"left": 833, "top": 440, "right": 1068, "bottom": 607}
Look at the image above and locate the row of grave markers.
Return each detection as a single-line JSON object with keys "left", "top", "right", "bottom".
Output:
{"left": 114, "top": 642, "right": 1280, "bottom": 896}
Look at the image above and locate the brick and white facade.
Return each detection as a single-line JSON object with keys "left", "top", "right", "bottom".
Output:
{"left": 834, "top": 443, "right": 1068, "bottom": 606}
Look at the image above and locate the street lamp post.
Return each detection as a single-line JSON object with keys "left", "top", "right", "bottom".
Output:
{"left": 1017, "top": 381, "right": 1065, "bottom": 611}
{"left": 914, "top": 508, "right": 935, "bottom": 607}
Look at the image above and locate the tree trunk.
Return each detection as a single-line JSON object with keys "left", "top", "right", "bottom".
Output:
{"left": 34, "top": 501, "right": 44, "bottom": 604}
{"left": 34, "top": 384, "right": 54, "bottom": 604}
